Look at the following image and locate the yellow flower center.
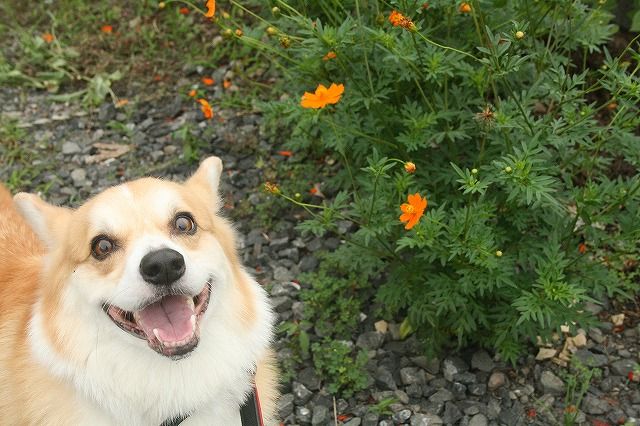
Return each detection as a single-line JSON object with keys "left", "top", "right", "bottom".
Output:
{"left": 405, "top": 205, "right": 415, "bottom": 214}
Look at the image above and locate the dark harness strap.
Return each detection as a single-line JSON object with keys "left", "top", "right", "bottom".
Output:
{"left": 240, "top": 386, "right": 264, "bottom": 426}
{"left": 160, "top": 385, "right": 263, "bottom": 426}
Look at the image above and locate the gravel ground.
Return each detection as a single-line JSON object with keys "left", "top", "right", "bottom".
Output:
{"left": 1, "top": 85, "right": 639, "bottom": 426}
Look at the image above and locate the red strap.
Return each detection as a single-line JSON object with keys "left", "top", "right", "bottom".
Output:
{"left": 254, "top": 385, "right": 264, "bottom": 426}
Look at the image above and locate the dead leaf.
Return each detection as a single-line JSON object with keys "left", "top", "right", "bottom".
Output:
{"left": 611, "top": 313, "right": 625, "bottom": 326}
{"left": 374, "top": 320, "right": 388, "bottom": 334}
{"left": 536, "top": 348, "right": 557, "bottom": 361}
{"left": 85, "top": 143, "right": 131, "bottom": 164}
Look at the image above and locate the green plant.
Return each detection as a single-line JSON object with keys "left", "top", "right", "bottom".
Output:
{"left": 311, "top": 339, "right": 368, "bottom": 398}
{"left": 250, "top": 0, "right": 640, "bottom": 362}
{"left": 562, "top": 360, "right": 602, "bottom": 426}
{"left": 367, "top": 397, "right": 397, "bottom": 417}
{"left": 299, "top": 264, "right": 369, "bottom": 339}
{"left": 276, "top": 258, "right": 370, "bottom": 395}
{"left": 173, "top": 123, "right": 207, "bottom": 164}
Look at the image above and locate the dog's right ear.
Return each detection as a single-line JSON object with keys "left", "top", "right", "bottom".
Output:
{"left": 13, "top": 193, "right": 71, "bottom": 248}
{"left": 185, "top": 156, "right": 223, "bottom": 211}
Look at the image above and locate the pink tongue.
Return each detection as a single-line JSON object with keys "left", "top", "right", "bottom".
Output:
{"left": 137, "top": 295, "right": 195, "bottom": 343}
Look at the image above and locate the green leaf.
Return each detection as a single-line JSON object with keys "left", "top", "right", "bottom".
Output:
{"left": 632, "top": 10, "right": 640, "bottom": 32}
{"left": 399, "top": 317, "right": 414, "bottom": 339}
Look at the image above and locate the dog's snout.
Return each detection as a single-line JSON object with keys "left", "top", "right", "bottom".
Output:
{"left": 139, "top": 248, "right": 185, "bottom": 287}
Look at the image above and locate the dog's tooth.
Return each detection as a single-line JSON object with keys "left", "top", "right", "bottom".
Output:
{"left": 187, "top": 297, "right": 195, "bottom": 310}
{"left": 153, "top": 328, "right": 161, "bottom": 342}
{"left": 190, "top": 314, "right": 196, "bottom": 330}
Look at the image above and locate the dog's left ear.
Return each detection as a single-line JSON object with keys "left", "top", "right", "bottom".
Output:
{"left": 186, "top": 156, "right": 223, "bottom": 209}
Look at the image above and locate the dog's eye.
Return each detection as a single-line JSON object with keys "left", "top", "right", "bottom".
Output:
{"left": 91, "top": 237, "right": 114, "bottom": 260}
{"left": 174, "top": 214, "right": 196, "bottom": 234}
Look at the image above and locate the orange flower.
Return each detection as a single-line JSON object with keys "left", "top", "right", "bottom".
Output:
{"left": 300, "top": 83, "right": 344, "bottom": 109}
{"left": 277, "top": 150, "right": 293, "bottom": 157}
{"left": 115, "top": 99, "right": 129, "bottom": 108}
{"left": 188, "top": 89, "right": 197, "bottom": 97}
{"left": 235, "top": 28, "right": 244, "bottom": 37}
{"left": 101, "top": 25, "right": 113, "bottom": 34}
{"left": 197, "top": 98, "right": 213, "bottom": 119}
{"left": 223, "top": 79, "right": 232, "bottom": 89}
{"left": 399, "top": 193, "right": 427, "bottom": 230}
{"left": 309, "top": 187, "right": 318, "bottom": 195}
{"left": 264, "top": 182, "right": 280, "bottom": 194}
{"left": 179, "top": 7, "right": 189, "bottom": 14}
{"left": 459, "top": 2, "right": 472, "bottom": 13}
{"left": 389, "top": 10, "right": 415, "bottom": 31}
{"left": 41, "top": 33, "right": 54, "bottom": 43}
{"left": 202, "top": 77, "right": 215, "bottom": 86}
{"left": 205, "top": 0, "right": 216, "bottom": 18}
{"left": 322, "top": 51, "right": 337, "bottom": 61}
{"left": 578, "top": 243, "right": 587, "bottom": 254}
{"left": 404, "top": 162, "right": 416, "bottom": 174}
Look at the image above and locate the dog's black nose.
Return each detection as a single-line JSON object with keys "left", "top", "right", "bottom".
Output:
{"left": 139, "top": 248, "right": 185, "bottom": 287}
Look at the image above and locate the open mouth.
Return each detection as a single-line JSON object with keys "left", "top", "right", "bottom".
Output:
{"left": 103, "top": 280, "right": 212, "bottom": 359}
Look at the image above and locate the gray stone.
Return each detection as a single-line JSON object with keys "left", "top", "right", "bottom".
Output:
{"left": 618, "top": 348, "right": 632, "bottom": 358}
{"left": 611, "top": 358, "right": 636, "bottom": 376}
{"left": 269, "top": 236, "right": 290, "bottom": 251}
{"left": 540, "top": 370, "right": 564, "bottom": 395}
{"left": 400, "top": 367, "right": 427, "bottom": 385}
{"left": 392, "top": 409, "right": 412, "bottom": 423}
{"left": 62, "top": 141, "right": 81, "bottom": 154}
{"left": 311, "top": 405, "right": 330, "bottom": 425}
{"left": 588, "top": 327, "right": 606, "bottom": 344}
{"left": 374, "top": 366, "right": 397, "bottom": 391}
{"left": 453, "top": 372, "right": 477, "bottom": 385}
{"left": 295, "top": 406, "right": 312, "bottom": 424}
{"left": 299, "top": 255, "right": 318, "bottom": 272}
{"left": 429, "top": 389, "right": 454, "bottom": 403}
{"left": 469, "top": 383, "right": 487, "bottom": 396}
{"left": 452, "top": 382, "right": 467, "bottom": 399}
{"left": 573, "top": 349, "right": 608, "bottom": 367}
{"left": 410, "top": 413, "right": 443, "bottom": 425}
{"left": 394, "top": 389, "right": 409, "bottom": 404}
{"left": 292, "top": 382, "right": 313, "bottom": 404}
{"left": 498, "top": 402, "right": 524, "bottom": 426}
{"left": 468, "top": 413, "right": 488, "bottom": 426}
{"left": 70, "top": 168, "right": 87, "bottom": 185}
{"left": 412, "top": 356, "right": 440, "bottom": 375}
{"left": 356, "top": 332, "right": 385, "bottom": 351}
{"left": 471, "top": 350, "right": 494, "bottom": 373}
{"left": 442, "top": 357, "right": 468, "bottom": 382}
{"left": 344, "top": 418, "right": 362, "bottom": 426}
{"left": 277, "top": 393, "right": 294, "bottom": 419}
{"left": 442, "top": 401, "right": 463, "bottom": 424}
{"left": 362, "top": 412, "right": 379, "bottom": 426}
{"left": 582, "top": 394, "right": 610, "bottom": 414}
{"left": 98, "top": 103, "right": 116, "bottom": 122}
{"left": 273, "top": 265, "right": 294, "bottom": 282}
{"left": 406, "top": 383, "right": 423, "bottom": 397}
{"left": 488, "top": 371, "right": 507, "bottom": 391}
{"left": 324, "top": 237, "right": 340, "bottom": 250}
{"left": 271, "top": 296, "right": 292, "bottom": 313}
{"left": 150, "top": 150, "right": 164, "bottom": 161}
{"left": 298, "top": 367, "right": 321, "bottom": 391}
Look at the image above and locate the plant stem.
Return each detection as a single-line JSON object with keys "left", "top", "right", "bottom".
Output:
{"left": 414, "top": 31, "right": 480, "bottom": 62}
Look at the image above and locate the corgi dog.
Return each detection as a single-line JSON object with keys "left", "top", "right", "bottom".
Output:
{"left": 0, "top": 157, "right": 277, "bottom": 425}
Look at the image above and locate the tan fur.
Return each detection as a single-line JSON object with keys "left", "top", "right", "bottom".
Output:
{"left": 0, "top": 158, "right": 278, "bottom": 425}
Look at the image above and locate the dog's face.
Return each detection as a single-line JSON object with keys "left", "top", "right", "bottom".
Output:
{"left": 15, "top": 157, "right": 238, "bottom": 359}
